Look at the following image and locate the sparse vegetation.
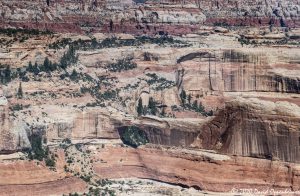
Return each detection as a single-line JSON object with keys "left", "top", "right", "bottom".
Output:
{"left": 238, "top": 35, "right": 251, "bottom": 46}
{"left": 80, "top": 175, "right": 92, "bottom": 183}
{"left": 0, "top": 45, "right": 78, "bottom": 85}
{"left": 137, "top": 98, "right": 143, "bottom": 116}
{"left": 0, "top": 65, "right": 12, "bottom": 84}
{"left": 0, "top": 28, "right": 52, "bottom": 37}
{"left": 148, "top": 97, "right": 158, "bottom": 115}
{"left": 45, "top": 154, "right": 56, "bottom": 167}
{"left": 25, "top": 134, "right": 56, "bottom": 168}
{"left": 17, "top": 82, "right": 23, "bottom": 99}
{"left": 9, "top": 104, "right": 24, "bottom": 111}
{"left": 145, "top": 73, "right": 175, "bottom": 90}
{"left": 179, "top": 91, "right": 214, "bottom": 116}
{"left": 136, "top": 96, "right": 160, "bottom": 116}
{"left": 118, "top": 126, "right": 148, "bottom": 148}
{"left": 213, "top": 22, "right": 230, "bottom": 27}
{"left": 27, "top": 134, "right": 46, "bottom": 161}
{"left": 27, "top": 45, "right": 78, "bottom": 75}
{"left": 49, "top": 36, "right": 190, "bottom": 50}
{"left": 106, "top": 57, "right": 137, "bottom": 72}
{"left": 143, "top": 52, "right": 159, "bottom": 61}
{"left": 180, "top": 89, "right": 187, "bottom": 105}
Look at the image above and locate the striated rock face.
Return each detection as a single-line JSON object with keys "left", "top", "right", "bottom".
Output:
{"left": 94, "top": 146, "right": 300, "bottom": 192}
{"left": 0, "top": 0, "right": 299, "bottom": 193}
{"left": 2, "top": 88, "right": 300, "bottom": 164}
{"left": 114, "top": 97, "right": 300, "bottom": 163}
{"left": 0, "top": 103, "right": 121, "bottom": 152}
{"left": 47, "top": 110, "right": 119, "bottom": 140}
{"left": 1, "top": 145, "right": 299, "bottom": 195}
{"left": 0, "top": 0, "right": 299, "bottom": 34}
{"left": 0, "top": 99, "right": 30, "bottom": 153}
{"left": 199, "top": 98, "right": 300, "bottom": 163}
{"left": 201, "top": 0, "right": 300, "bottom": 28}
{"left": 118, "top": 117, "right": 204, "bottom": 147}
{"left": 0, "top": 150, "right": 87, "bottom": 196}
{"left": 0, "top": 177, "right": 87, "bottom": 196}
{"left": 178, "top": 49, "right": 300, "bottom": 95}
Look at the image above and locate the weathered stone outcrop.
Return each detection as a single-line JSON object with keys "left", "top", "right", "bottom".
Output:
{"left": 118, "top": 117, "right": 204, "bottom": 147}
{"left": 0, "top": 177, "right": 87, "bottom": 196}
{"left": 179, "top": 49, "right": 300, "bottom": 95}
{"left": 94, "top": 146, "right": 300, "bottom": 192}
{"left": 0, "top": 150, "right": 87, "bottom": 196}
{"left": 199, "top": 98, "right": 300, "bottom": 163}
{"left": 47, "top": 110, "right": 119, "bottom": 140}
{"left": 0, "top": 99, "right": 31, "bottom": 153}
{"left": 112, "top": 97, "right": 300, "bottom": 163}
{"left": 0, "top": 0, "right": 299, "bottom": 195}
{"left": 0, "top": 0, "right": 299, "bottom": 35}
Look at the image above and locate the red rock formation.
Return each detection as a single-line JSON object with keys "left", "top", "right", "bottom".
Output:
{"left": 0, "top": 177, "right": 86, "bottom": 196}
{"left": 0, "top": 0, "right": 299, "bottom": 34}
{"left": 93, "top": 146, "right": 300, "bottom": 192}
{"left": 0, "top": 150, "right": 87, "bottom": 195}
{"left": 199, "top": 98, "right": 300, "bottom": 163}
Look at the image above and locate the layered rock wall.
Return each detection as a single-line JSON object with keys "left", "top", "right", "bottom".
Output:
{"left": 0, "top": 0, "right": 299, "bottom": 34}
{"left": 94, "top": 146, "right": 300, "bottom": 192}
{"left": 46, "top": 110, "right": 119, "bottom": 140}
{"left": 179, "top": 50, "right": 300, "bottom": 94}
{"left": 199, "top": 98, "right": 300, "bottom": 163}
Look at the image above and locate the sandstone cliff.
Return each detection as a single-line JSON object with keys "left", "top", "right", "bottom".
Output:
{"left": 0, "top": 0, "right": 299, "bottom": 194}
{"left": 0, "top": 0, "right": 299, "bottom": 34}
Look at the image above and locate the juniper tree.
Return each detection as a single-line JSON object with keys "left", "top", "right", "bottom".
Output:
{"left": 180, "top": 89, "right": 186, "bottom": 105}
{"left": 148, "top": 97, "right": 157, "bottom": 115}
{"left": 43, "top": 57, "right": 50, "bottom": 72}
{"left": 4, "top": 65, "right": 11, "bottom": 83}
{"left": 198, "top": 102, "right": 205, "bottom": 113}
{"left": 27, "top": 61, "right": 33, "bottom": 72}
{"left": 70, "top": 69, "right": 78, "bottom": 81}
{"left": 33, "top": 62, "right": 39, "bottom": 75}
{"left": 17, "top": 82, "right": 23, "bottom": 99}
{"left": 187, "top": 94, "right": 192, "bottom": 104}
{"left": 192, "top": 100, "right": 198, "bottom": 110}
{"left": 137, "top": 98, "right": 143, "bottom": 116}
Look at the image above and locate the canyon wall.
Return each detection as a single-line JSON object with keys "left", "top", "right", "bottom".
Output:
{"left": 0, "top": 0, "right": 299, "bottom": 195}
{"left": 0, "top": 0, "right": 299, "bottom": 34}
{"left": 94, "top": 146, "right": 300, "bottom": 192}
{"left": 199, "top": 98, "right": 300, "bottom": 163}
{"left": 114, "top": 97, "right": 300, "bottom": 163}
{"left": 178, "top": 49, "right": 300, "bottom": 95}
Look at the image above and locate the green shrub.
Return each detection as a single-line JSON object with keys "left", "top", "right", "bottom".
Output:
{"left": 0, "top": 28, "right": 52, "bottom": 37}
{"left": 80, "top": 175, "right": 91, "bottom": 183}
{"left": 137, "top": 98, "right": 143, "bottom": 116}
{"left": 27, "top": 134, "right": 46, "bottom": 161}
{"left": 0, "top": 65, "right": 12, "bottom": 84}
{"left": 106, "top": 57, "right": 137, "bottom": 72}
{"left": 10, "top": 104, "right": 23, "bottom": 111}
{"left": 27, "top": 46, "right": 78, "bottom": 75}
{"left": 17, "top": 82, "right": 23, "bottom": 99}
{"left": 118, "top": 126, "right": 148, "bottom": 148}
{"left": 49, "top": 36, "right": 190, "bottom": 50}
{"left": 145, "top": 73, "right": 175, "bottom": 90}
{"left": 45, "top": 156, "right": 56, "bottom": 167}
